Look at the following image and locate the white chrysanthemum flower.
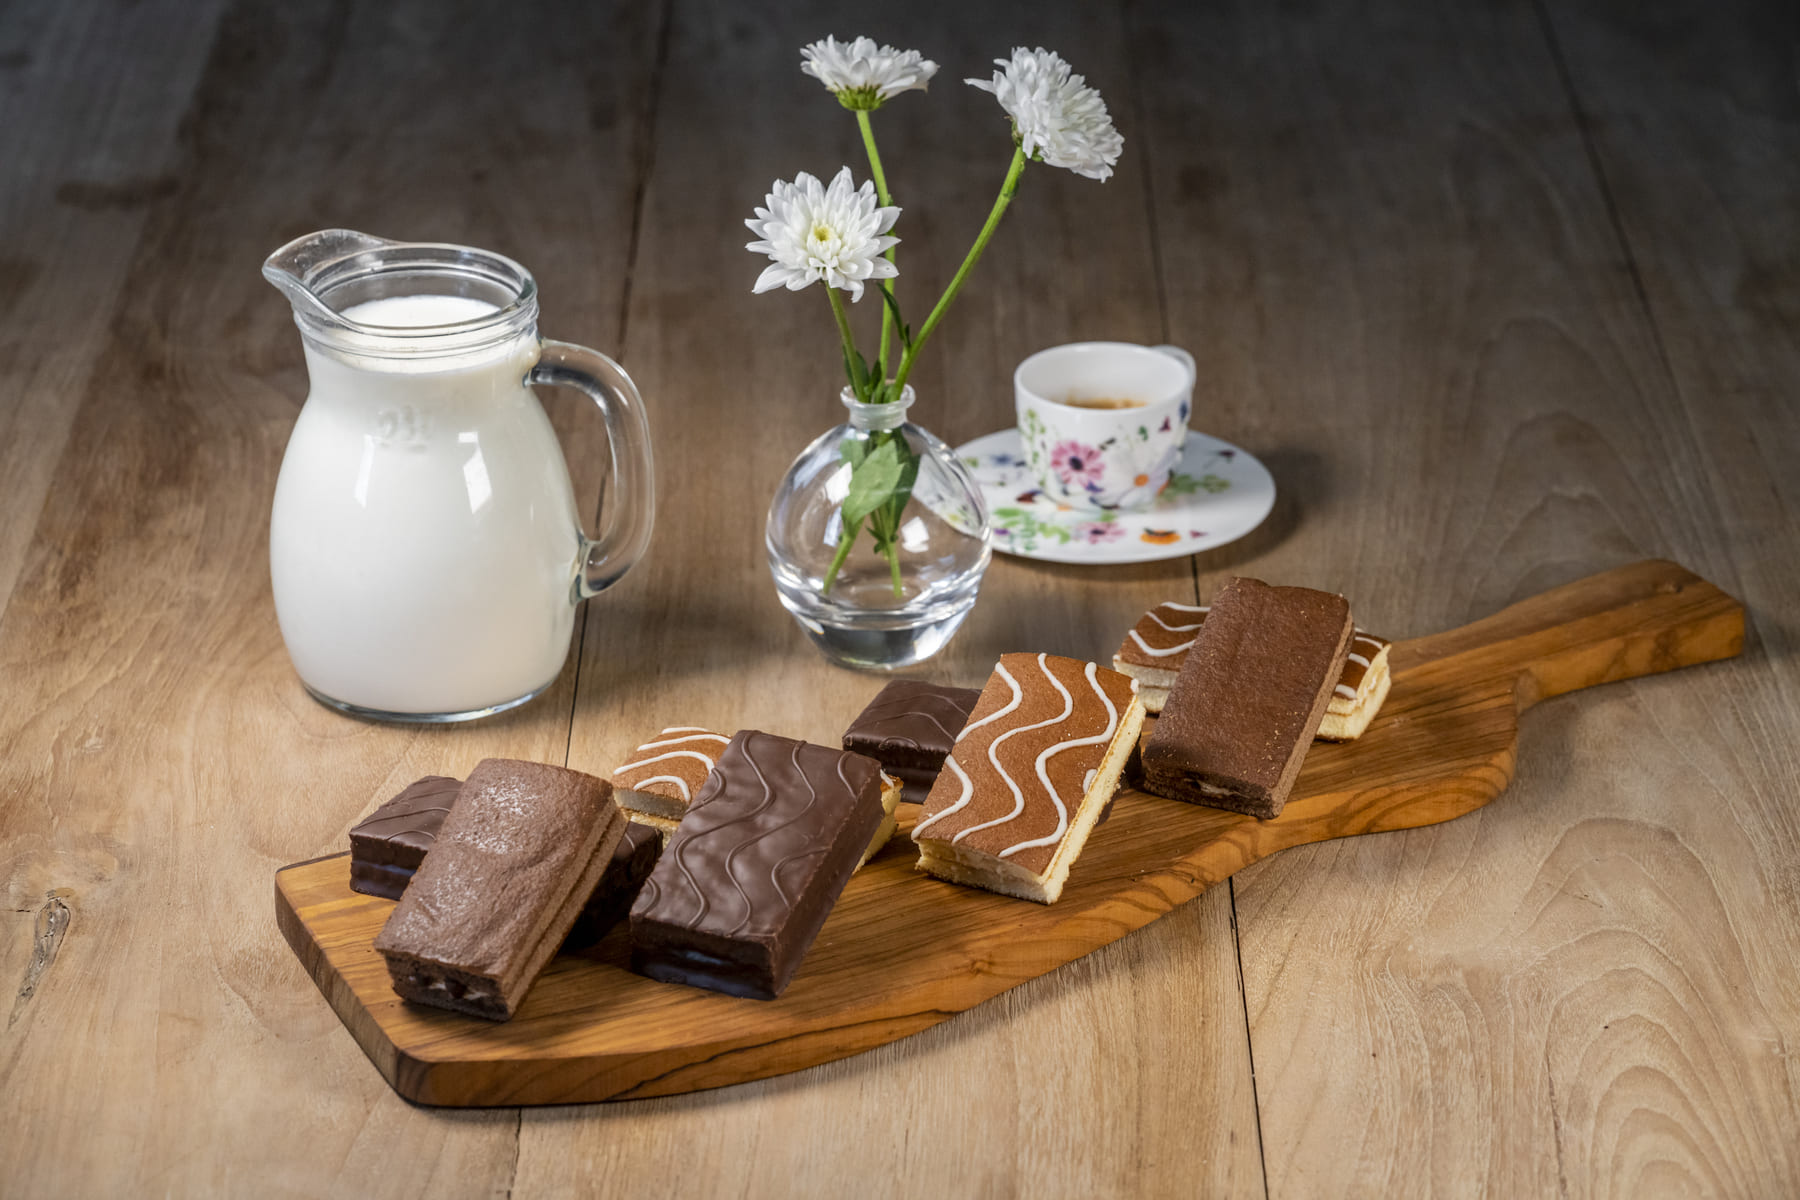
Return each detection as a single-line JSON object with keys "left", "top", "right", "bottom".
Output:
{"left": 801, "top": 36, "right": 938, "bottom": 110}
{"left": 967, "top": 48, "right": 1124, "bottom": 181}
{"left": 746, "top": 167, "right": 900, "bottom": 302}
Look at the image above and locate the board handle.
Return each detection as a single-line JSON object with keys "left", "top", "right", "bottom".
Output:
{"left": 1390, "top": 559, "right": 1744, "bottom": 710}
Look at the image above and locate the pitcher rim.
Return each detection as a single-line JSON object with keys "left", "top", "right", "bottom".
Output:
{"left": 266, "top": 230, "right": 541, "bottom": 359}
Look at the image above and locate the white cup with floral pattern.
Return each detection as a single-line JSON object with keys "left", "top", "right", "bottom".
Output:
{"left": 1015, "top": 341, "right": 1197, "bottom": 512}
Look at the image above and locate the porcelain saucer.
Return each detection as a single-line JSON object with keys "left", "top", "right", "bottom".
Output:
{"left": 956, "top": 428, "right": 1276, "bottom": 565}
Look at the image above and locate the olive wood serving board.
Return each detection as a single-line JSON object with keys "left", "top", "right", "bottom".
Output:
{"left": 275, "top": 559, "right": 1743, "bottom": 1106}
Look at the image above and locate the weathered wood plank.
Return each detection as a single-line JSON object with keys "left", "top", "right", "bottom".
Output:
{"left": 1128, "top": 0, "right": 1800, "bottom": 1194}
{"left": 0, "top": 1, "right": 660, "bottom": 1194}
{"left": 0, "top": 0, "right": 230, "bottom": 626}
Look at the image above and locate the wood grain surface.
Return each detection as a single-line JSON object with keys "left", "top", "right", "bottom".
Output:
{"left": 2, "top": 0, "right": 1796, "bottom": 1196}
{"left": 276, "top": 561, "right": 1743, "bottom": 1106}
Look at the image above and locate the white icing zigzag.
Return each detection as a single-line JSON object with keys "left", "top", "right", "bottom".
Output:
{"left": 614, "top": 728, "right": 730, "bottom": 802}
{"left": 915, "top": 654, "right": 1122, "bottom": 862}
{"left": 999, "top": 660, "right": 1119, "bottom": 860}
{"left": 911, "top": 663, "right": 1023, "bottom": 838}
{"left": 947, "top": 654, "right": 1076, "bottom": 848}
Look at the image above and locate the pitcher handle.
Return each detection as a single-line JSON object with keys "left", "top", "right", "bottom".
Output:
{"left": 530, "top": 341, "right": 656, "bottom": 599}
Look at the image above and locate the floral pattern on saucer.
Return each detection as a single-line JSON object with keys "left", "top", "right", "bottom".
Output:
{"left": 957, "top": 428, "right": 1276, "bottom": 565}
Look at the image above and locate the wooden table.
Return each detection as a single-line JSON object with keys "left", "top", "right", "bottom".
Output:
{"left": 3, "top": 1, "right": 1795, "bottom": 1195}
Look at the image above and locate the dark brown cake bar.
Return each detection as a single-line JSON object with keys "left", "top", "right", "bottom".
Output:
{"left": 565, "top": 823, "right": 663, "bottom": 949}
{"left": 629, "top": 731, "right": 886, "bottom": 1001}
{"left": 1141, "top": 578, "right": 1353, "bottom": 819}
{"left": 373, "top": 759, "right": 625, "bottom": 1021}
{"left": 348, "top": 776, "right": 460, "bottom": 900}
{"left": 841, "top": 680, "right": 982, "bottom": 801}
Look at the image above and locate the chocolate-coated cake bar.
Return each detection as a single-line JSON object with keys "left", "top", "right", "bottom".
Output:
{"left": 629, "top": 731, "right": 886, "bottom": 1000}
{"left": 610, "top": 726, "right": 731, "bottom": 829}
{"left": 912, "top": 653, "right": 1144, "bottom": 905}
{"left": 564, "top": 823, "right": 663, "bottom": 949}
{"left": 373, "top": 759, "right": 625, "bottom": 1021}
{"left": 842, "top": 681, "right": 983, "bottom": 801}
{"left": 1141, "top": 578, "right": 1353, "bottom": 819}
{"left": 348, "top": 775, "right": 460, "bottom": 900}
{"left": 1113, "top": 602, "right": 1392, "bottom": 738}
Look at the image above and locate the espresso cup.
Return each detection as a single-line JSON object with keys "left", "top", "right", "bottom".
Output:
{"left": 1015, "top": 342, "right": 1197, "bottom": 511}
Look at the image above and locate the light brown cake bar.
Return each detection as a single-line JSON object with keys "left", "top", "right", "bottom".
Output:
{"left": 609, "top": 726, "right": 730, "bottom": 826}
{"left": 856, "top": 772, "right": 906, "bottom": 869}
{"left": 372, "top": 759, "right": 624, "bottom": 1021}
{"left": 913, "top": 653, "right": 1144, "bottom": 905}
{"left": 1110, "top": 601, "right": 1209, "bottom": 711}
{"left": 1114, "top": 602, "right": 1393, "bottom": 739}
{"left": 1316, "top": 632, "right": 1392, "bottom": 741}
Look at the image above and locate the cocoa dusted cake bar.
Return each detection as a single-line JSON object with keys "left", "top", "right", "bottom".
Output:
{"left": 1113, "top": 601, "right": 1391, "bottom": 738}
{"left": 372, "top": 759, "right": 625, "bottom": 1021}
{"left": 1141, "top": 578, "right": 1353, "bottom": 819}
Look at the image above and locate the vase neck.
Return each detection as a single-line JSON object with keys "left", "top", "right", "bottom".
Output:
{"left": 841, "top": 385, "right": 915, "bottom": 432}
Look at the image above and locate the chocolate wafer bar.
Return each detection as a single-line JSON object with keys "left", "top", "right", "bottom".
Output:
{"left": 842, "top": 680, "right": 983, "bottom": 802}
{"left": 629, "top": 731, "right": 886, "bottom": 1000}
{"left": 1114, "top": 603, "right": 1392, "bottom": 739}
{"left": 348, "top": 775, "right": 460, "bottom": 900}
{"left": 373, "top": 759, "right": 625, "bottom": 1021}
{"left": 610, "top": 726, "right": 730, "bottom": 832}
{"left": 912, "top": 653, "right": 1144, "bottom": 905}
{"left": 1141, "top": 578, "right": 1352, "bottom": 819}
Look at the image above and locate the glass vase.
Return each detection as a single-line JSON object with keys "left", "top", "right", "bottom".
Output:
{"left": 766, "top": 387, "right": 991, "bottom": 670}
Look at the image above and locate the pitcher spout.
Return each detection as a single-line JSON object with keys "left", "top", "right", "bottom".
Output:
{"left": 262, "top": 228, "right": 398, "bottom": 327}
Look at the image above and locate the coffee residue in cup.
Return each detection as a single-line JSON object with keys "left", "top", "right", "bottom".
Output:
{"left": 1060, "top": 396, "right": 1146, "bottom": 410}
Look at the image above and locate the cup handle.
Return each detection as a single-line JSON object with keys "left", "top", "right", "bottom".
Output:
{"left": 1151, "top": 343, "right": 1197, "bottom": 385}
{"left": 529, "top": 341, "right": 656, "bottom": 599}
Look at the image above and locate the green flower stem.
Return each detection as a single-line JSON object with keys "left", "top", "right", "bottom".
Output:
{"left": 825, "top": 285, "right": 866, "bottom": 401}
{"left": 855, "top": 109, "right": 899, "bottom": 382}
{"left": 891, "top": 145, "right": 1028, "bottom": 395}
{"left": 821, "top": 510, "right": 861, "bottom": 593}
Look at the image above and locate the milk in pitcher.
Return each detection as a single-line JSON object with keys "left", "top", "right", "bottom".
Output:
{"left": 269, "top": 294, "right": 583, "bottom": 715}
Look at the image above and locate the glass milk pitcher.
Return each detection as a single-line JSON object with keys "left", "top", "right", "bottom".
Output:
{"left": 263, "top": 229, "right": 654, "bottom": 721}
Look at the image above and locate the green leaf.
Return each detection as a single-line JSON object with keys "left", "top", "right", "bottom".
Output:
{"left": 840, "top": 436, "right": 904, "bottom": 530}
{"left": 840, "top": 437, "right": 868, "bottom": 469}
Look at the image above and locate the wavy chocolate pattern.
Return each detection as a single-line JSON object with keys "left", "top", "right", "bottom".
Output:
{"left": 842, "top": 680, "right": 983, "bottom": 770}
{"left": 630, "top": 732, "right": 886, "bottom": 1000}
{"left": 913, "top": 653, "right": 1137, "bottom": 876}
{"left": 633, "top": 732, "right": 881, "bottom": 940}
